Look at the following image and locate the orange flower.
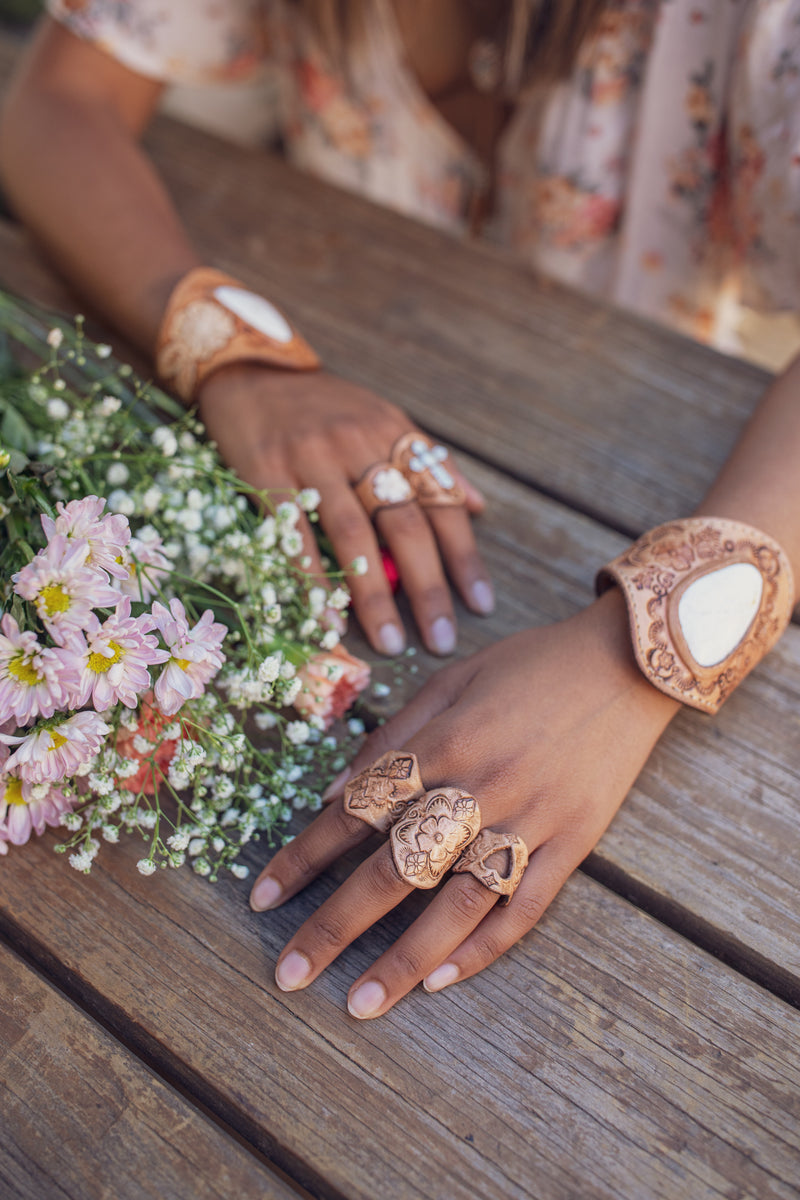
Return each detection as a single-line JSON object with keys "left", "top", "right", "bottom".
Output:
{"left": 294, "top": 644, "right": 371, "bottom": 729}
{"left": 115, "top": 692, "right": 182, "bottom": 795}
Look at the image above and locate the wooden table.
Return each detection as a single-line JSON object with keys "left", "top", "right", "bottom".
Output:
{"left": 1, "top": 31, "right": 800, "bottom": 1200}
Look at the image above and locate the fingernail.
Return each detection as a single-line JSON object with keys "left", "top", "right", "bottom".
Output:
{"left": 378, "top": 622, "right": 405, "bottom": 656}
{"left": 322, "top": 765, "right": 352, "bottom": 802}
{"left": 250, "top": 876, "right": 283, "bottom": 912}
{"left": 348, "top": 980, "right": 387, "bottom": 1019}
{"left": 429, "top": 615, "right": 456, "bottom": 656}
{"left": 423, "top": 963, "right": 460, "bottom": 993}
{"left": 275, "top": 950, "right": 312, "bottom": 991}
{"left": 469, "top": 580, "right": 495, "bottom": 615}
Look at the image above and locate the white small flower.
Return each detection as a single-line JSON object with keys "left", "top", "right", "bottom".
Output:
{"left": 280, "top": 661, "right": 296, "bottom": 680}
{"left": 152, "top": 426, "right": 178, "bottom": 457}
{"left": 101, "top": 825, "right": 120, "bottom": 843}
{"left": 95, "top": 343, "right": 113, "bottom": 359}
{"left": 188, "top": 838, "right": 206, "bottom": 857}
{"left": 185, "top": 488, "right": 205, "bottom": 510}
{"left": 320, "top": 629, "right": 340, "bottom": 651}
{"left": 351, "top": 555, "right": 368, "bottom": 576}
{"left": 297, "top": 488, "right": 320, "bottom": 512}
{"left": 107, "top": 488, "right": 135, "bottom": 516}
{"left": 286, "top": 720, "right": 310, "bottom": 745}
{"left": 329, "top": 587, "right": 350, "bottom": 610}
{"left": 282, "top": 678, "right": 302, "bottom": 706}
{"left": 309, "top": 587, "right": 328, "bottom": 616}
{"left": 348, "top": 718, "right": 365, "bottom": 736}
{"left": 47, "top": 327, "right": 64, "bottom": 348}
{"left": 106, "top": 462, "right": 130, "bottom": 486}
{"left": 141, "top": 486, "right": 163, "bottom": 514}
{"left": 276, "top": 500, "right": 299, "bottom": 527}
{"left": 230, "top": 863, "right": 250, "bottom": 880}
{"left": 99, "top": 394, "right": 121, "bottom": 415}
{"left": 136, "top": 858, "right": 157, "bottom": 876}
{"left": 373, "top": 682, "right": 391, "bottom": 698}
{"left": 254, "top": 711, "right": 278, "bottom": 731}
{"left": 258, "top": 654, "right": 283, "bottom": 683}
{"left": 69, "top": 850, "right": 94, "bottom": 873}
{"left": 281, "top": 530, "right": 303, "bottom": 557}
{"left": 47, "top": 398, "right": 70, "bottom": 420}
{"left": 167, "top": 830, "right": 191, "bottom": 852}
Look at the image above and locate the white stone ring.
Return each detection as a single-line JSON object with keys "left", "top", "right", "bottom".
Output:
{"left": 354, "top": 461, "right": 415, "bottom": 519}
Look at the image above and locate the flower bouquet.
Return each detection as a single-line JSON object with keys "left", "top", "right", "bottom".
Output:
{"left": 0, "top": 291, "right": 371, "bottom": 880}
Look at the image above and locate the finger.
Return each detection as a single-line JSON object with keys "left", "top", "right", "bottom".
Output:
{"left": 376, "top": 502, "right": 457, "bottom": 656}
{"left": 315, "top": 474, "right": 407, "bottom": 657}
{"left": 273, "top": 841, "right": 412, "bottom": 993}
{"left": 425, "top": 504, "right": 494, "bottom": 615}
{"left": 421, "top": 838, "right": 572, "bottom": 992}
{"left": 346, "top": 871, "right": 498, "bottom": 1019}
{"left": 452, "top": 464, "right": 485, "bottom": 515}
{"left": 249, "top": 795, "right": 373, "bottom": 911}
{"left": 321, "top": 656, "right": 479, "bottom": 802}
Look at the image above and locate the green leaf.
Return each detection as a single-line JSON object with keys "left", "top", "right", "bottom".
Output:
{"left": 0, "top": 404, "right": 34, "bottom": 453}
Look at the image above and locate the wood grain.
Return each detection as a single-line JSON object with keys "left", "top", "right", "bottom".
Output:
{"left": 0, "top": 943, "right": 305, "bottom": 1200}
{"left": 1, "top": 833, "right": 800, "bottom": 1200}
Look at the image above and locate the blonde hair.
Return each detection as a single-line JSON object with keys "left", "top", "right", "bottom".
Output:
{"left": 297, "top": 0, "right": 608, "bottom": 91}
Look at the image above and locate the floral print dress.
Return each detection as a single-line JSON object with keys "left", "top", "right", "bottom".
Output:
{"left": 47, "top": 0, "right": 800, "bottom": 362}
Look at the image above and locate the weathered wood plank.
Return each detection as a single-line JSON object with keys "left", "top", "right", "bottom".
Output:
{"left": 1, "top": 833, "right": 799, "bottom": 1200}
{"left": 0, "top": 231, "right": 797, "bottom": 996}
{"left": 0, "top": 943, "right": 306, "bottom": 1200}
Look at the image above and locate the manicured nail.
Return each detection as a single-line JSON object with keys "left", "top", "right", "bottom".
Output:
{"left": 469, "top": 580, "right": 495, "bottom": 615}
{"left": 429, "top": 615, "right": 456, "bottom": 655}
{"left": 250, "top": 875, "right": 283, "bottom": 912}
{"left": 422, "top": 963, "right": 460, "bottom": 993}
{"left": 322, "top": 766, "right": 352, "bottom": 802}
{"left": 378, "top": 622, "right": 405, "bottom": 656}
{"left": 275, "top": 950, "right": 312, "bottom": 991}
{"left": 347, "top": 980, "right": 387, "bottom": 1019}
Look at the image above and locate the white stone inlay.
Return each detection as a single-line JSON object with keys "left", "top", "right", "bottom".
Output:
{"left": 677, "top": 562, "right": 763, "bottom": 667}
{"left": 213, "top": 286, "right": 293, "bottom": 344}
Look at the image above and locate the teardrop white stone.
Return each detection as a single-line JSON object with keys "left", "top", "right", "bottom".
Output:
{"left": 677, "top": 562, "right": 763, "bottom": 667}
{"left": 213, "top": 286, "right": 293, "bottom": 344}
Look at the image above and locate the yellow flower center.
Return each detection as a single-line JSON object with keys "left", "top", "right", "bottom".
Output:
{"left": 88, "top": 640, "right": 123, "bottom": 674}
{"left": 49, "top": 729, "right": 68, "bottom": 751}
{"left": 8, "top": 656, "right": 41, "bottom": 686}
{"left": 40, "top": 583, "right": 71, "bottom": 615}
{"left": 175, "top": 658, "right": 191, "bottom": 670}
{"left": 4, "top": 777, "right": 25, "bottom": 805}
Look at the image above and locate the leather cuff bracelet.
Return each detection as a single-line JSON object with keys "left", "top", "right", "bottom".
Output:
{"left": 156, "top": 267, "right": 321, "bottom": 404}
{"left": 596, "top": 517, "right": 794, "bottom": 714}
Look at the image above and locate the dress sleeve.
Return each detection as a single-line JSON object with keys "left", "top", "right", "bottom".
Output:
{"left": 45, "top": 0, "right": 269, "bottom": 85}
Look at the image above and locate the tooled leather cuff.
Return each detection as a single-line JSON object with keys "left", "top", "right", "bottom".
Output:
{"left": 596, "top": 517, "right": 794, "bottom": 714}
{"left": 155, "top": 267, "right": 320, "bottom": 404}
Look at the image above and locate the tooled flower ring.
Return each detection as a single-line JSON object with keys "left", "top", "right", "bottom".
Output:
{"left": 390, "top": 787, "right": 481, "bottom": 889}
{"left": 343, "top": 750, "right": 425, "bottom": 833}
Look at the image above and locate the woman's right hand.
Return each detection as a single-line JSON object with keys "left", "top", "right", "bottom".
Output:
{"left": 197, "top": 362, "right": 493, "bottom": 655}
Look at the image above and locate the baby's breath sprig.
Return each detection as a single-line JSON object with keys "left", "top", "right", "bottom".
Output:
{"left": 0, "top": 290, "right": 370, "bottom": 877}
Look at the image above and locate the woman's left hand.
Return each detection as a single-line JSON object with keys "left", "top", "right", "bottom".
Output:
{"left": 250, "top": 588, "right": 679, "bottom": 1018}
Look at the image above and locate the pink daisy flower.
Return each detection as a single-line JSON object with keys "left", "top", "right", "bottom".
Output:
{"left": 1, "top": 710, "right": 111, "bottom": 784}
{"left": 41, "top": 495, "right": 132, "bottom": 580}
{"left": 0, "top": 770, "right": 74, "bottom": 845}
{"left": 118, "top": 530, "right": 172, "bottom": 601}
{"left": 12, "top": 533, "right": 122, "bottom": 644}
{"left": 0, "top": 612, "right": 82, "bottom": 724}
{"left": 71, "top": 598, "right": 169, "bottom": 711}
{"left": 151, "top": 598, "right": 226, "bottom": 716}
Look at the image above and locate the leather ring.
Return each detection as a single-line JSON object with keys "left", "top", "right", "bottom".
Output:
{"left": 343, "top": 750, "right": 425, "bottom": 833}
{"left": 390, "top": 787, "right": 481, "bottom": 888}
{"left": 354, "top": 462, "right": 415, "bottom": 520}
{"left": 452, "top": 828, "right": 529, "bottom": 905}
{"left": 390, "top": 433, "right": 466, "bottom": 508}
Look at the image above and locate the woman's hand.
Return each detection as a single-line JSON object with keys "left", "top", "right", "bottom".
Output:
{"left": 197, "top": 363, "right": 492, "bottom": 656}
{"left": 249, "top": 588, "right": 679, "bottom": 1018}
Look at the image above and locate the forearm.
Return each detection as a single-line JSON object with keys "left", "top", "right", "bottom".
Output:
{"left": 696, "top": 352, "right": 800, "bottom": 596}
{"left": 0, "top": 23, "right": 198, "bottom": 355}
